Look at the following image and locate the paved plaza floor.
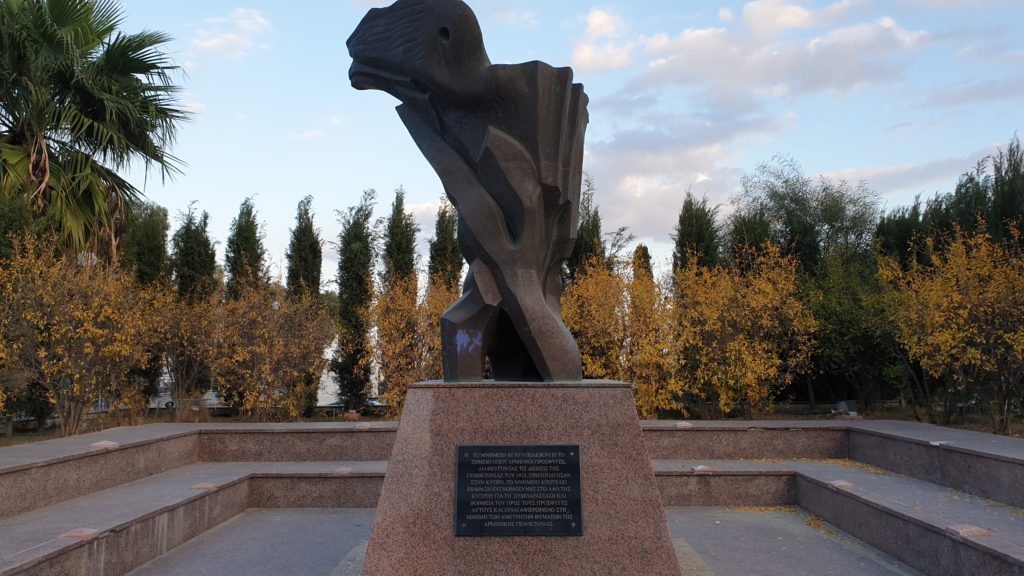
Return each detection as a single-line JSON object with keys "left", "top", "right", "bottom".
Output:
{"left": 3, "top": 420, "right": 1019, "bottom": 575}
{"left": 125, "top": 507, "right": 922, "bottom": 576}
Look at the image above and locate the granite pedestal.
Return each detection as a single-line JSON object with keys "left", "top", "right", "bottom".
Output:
{"left": 361, "top": 381, "right": 680, "bottom": 576}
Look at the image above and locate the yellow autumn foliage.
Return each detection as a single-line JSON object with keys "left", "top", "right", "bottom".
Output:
{"left": 561, "top": 259, "right": 626, "bottom": 380}
{"left": 150, "top": 291, "right": 215, "bottom": 419}
{"left": 420, "top": 276, "right": 462, "bottom": 385}
{"left": 561, "top": 256, "right": 688, "bottom": 418}
{"left": 675, "top": 245, "right": 816, "bottom": 417}
{"left": 369, "top": 274, "right": 460, "bottom": 416}
{"left": 624, "top": 261, "right": 685, "bottom": 418}
{"left": 881, "top": 229, "right": 1024, "bottom": 435}
{"left": 370, "top": 274, "right": 421, "bottom": 416}
{"left": 0, "top": 235, "right": 160, "bottom": 435}
{"left": 201, "top": 286, "right": 334, "bottom": 421}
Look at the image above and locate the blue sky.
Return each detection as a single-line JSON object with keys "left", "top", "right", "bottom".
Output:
{"left": 119, "top": 0, "right": 1024, "bottom": 281}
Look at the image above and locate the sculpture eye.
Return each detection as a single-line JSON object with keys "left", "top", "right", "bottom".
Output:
{"left": 439, "top": 26, "right": 450, "bottom": 41}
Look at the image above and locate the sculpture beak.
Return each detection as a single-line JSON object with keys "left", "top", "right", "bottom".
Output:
{"left": 348, "top": 60, "right": 426, "bottom": 102}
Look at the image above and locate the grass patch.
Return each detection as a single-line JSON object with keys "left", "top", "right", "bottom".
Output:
{"left": 0, "top": 427, "right": 61, "bottom": 448}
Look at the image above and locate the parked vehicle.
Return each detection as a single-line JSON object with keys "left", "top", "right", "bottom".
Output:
{"left": 148, "top": 383, "right": 175, "bottom": 411}
{"left": 319, "top": 401, "right": 343, "bottom": 416}
{"left": 360, "top": 396, "right": 388, "bottom": 416}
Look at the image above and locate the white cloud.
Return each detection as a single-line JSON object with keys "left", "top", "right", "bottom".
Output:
{"left": 192, "top": 32, "right": 251, "bottom": 58}
{"left": 743, "top": 0, "right": 813, "bottom": 37}
{"left": 924, "top": 74, "right": 1024, "bottom": 107}
{"left": 638, "top": 16, "right": 926, "bottom": 96}
{"left": 576, "top": 6, "right": 930, "bottom": 251}
{"left": 809, "top": 17, "right": 926, "bottom": 53}
{"left": 407, "top": 200, "right": 442, "bottom": 231}
{"left": 192, "top": 8, "right": 271, "bottom": 61}
{"left": 719, "top": 8, "right": 735, "bottom": 22}
{"left": 584, "top": 8, "right": 623, "bottom": 38}
{"left": 955, "top": 43, "right": 1024, "bottom": 67}
{"left": 742, "top": 0, "right": 861, "bottom": 38}
{"left": 580, "top": 103, "right": 789, "bottom": 248}
{"left": 572, "top": 9, "right": 634, "bottom": 73}
{"left": 573, "top": 42, "right": 634, "bottom": 73}
{"left": 405, "top": 200, "right": 445, "bottom": 263}
{"left": 228, "top": 8, "right": 270, "bottom": 34}
{"left": 585, "top": 140, "right": 741, "bottom": 247}
{"left": 821, "top": 145, "right": 999, "bottom": 198}
{"left": 913, "top": 0, "right": 1009, "bottom": 6}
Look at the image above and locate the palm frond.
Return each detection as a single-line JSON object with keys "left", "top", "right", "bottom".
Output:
{"left": 0, "top": 0, "right": 185, "bottom": 252}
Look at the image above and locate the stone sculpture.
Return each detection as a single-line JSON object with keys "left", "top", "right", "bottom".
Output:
{"left": 348, "top": 0, "right": 588, "bottom": 381}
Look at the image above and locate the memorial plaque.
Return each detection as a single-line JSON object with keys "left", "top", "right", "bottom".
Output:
{"left": 455, "top": 445, "right": 582, "bottom": 537}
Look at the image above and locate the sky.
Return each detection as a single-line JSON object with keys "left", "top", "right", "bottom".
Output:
{"left": 118, "top": 0, "right": 1024, "bottom": 282}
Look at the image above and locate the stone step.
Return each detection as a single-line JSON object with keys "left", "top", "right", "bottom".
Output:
{"left": 0, "top": 461, "right": 386, "bottom": 576}
{"left": 0, "top": 423, "right": 398, "bottom": 521}
{"left": 654, "top": 459, "right": 1024, "bottom": 576}
{"left": 1, "top": 420, "right": 1021, "bottom": 575}
{"left": 642, "top": 420, "right": 1024, "bottom": 507}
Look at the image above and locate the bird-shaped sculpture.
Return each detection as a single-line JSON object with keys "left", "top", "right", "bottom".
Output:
{"left": 348, "top": 0, "right": 588, "bottom": 381}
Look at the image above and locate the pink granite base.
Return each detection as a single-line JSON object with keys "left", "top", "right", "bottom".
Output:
{"left": 361, "top": 381, "right": 681, "bottom": 576}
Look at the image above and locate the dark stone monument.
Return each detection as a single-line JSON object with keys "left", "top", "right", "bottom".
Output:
{"left": 348, "top": 0, "right": 586, "bottom": 382}
{"left": 348, "top": 2, "right": 680, "bottom": 573}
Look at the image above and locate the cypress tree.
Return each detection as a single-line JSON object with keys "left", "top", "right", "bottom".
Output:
{"left": 225, "top": 198, "right": 267, "bottom": 300}
{"left": 428, "top": 200, "right": 462, "bottom": 288}
{"left": 991, "top": 136, "right": 1023, "bottom": 244}
{"left": 566, "top": 174, "right": 605, "bottom": 281}
{"left": 381, "top": 187, "right": 419, "bottom": 287}
{"left": 332, "top": 190, "right": 376, "bottom": 407}
{"left": 168, "top": 205, "right": 217, "bottom": 399}
{"left": 632, "top": 244, "right": 654, "bottom": 283}
{"left": 876, "top": 198, "right": 926, "bottom": 270}
{"left": 170, "top": 206, "right": 218, "bottom": 301}
{"left": 286, "top": 196, "right": 323, "bottom": 297}
{"left": 285, "top": 196, "right": 324, "bottom": 416}
{"left": 672, "top": 191, "right": 720, "bottom": 271}
{"left": 121, "top": 202, "right": 170, "bottom": 285}
{"left": 120, "top": 202, "right": 170, "bottom": 394}
{"left": 728, "top": 208, "right": 772, "bottom": 262}
{"left": 946, "top": 164, "right": 991, "bottom": 234}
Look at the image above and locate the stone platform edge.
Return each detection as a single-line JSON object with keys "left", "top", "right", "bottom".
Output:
{"left": 2, "top": 418, "right": 1022, "bottom": 477}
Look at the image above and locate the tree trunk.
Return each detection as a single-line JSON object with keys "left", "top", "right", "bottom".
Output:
{"left": 901, "top": 353, "right": 934, "bottom": 424}
{"left": 992, "top": 393, "right": 1011, "bottom": 436}
{"left": 904, "top": 383, "right": 922, "bottom": 422}
{"left": 58, "top": 401, "right": 84, "bottom": 437}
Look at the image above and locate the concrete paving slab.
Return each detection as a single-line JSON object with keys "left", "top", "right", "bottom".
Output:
{"left": 123, "top": 507, "right": 924, "bottom": 576}
{"left": 4, "top": 420, "right": 1018, "bottom": 476}
{"left": 125, "top": 509, "right": 376, "bottom": 576}
{"left": 0, "top": 461, "right": 386, "bottom": 571}
{"left": 0, "top": 425, "right": 196, "bottom": 473}
{"left": 665, "top": 507, "right": 924, "bottom": 576}
{"left": 654, "top": 458, "right": 1024, "bottom": 555}
{"left": 641, "top": 420, "right": 1024, "bottom": 464}
{"left": 0, "top": 422, "right": 399, "bottom": 474}
{"left": 847, "top": 421, "right": 1024, "bottom": 464}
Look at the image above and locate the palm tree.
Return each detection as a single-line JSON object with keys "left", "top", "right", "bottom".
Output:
{"left": 0, "top": 0, "right": 187, "bottom": 254}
